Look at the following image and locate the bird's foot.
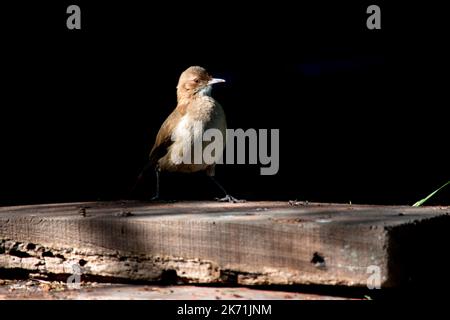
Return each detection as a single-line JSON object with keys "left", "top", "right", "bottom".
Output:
{"left": 215, "top": 195, "right": 246, "bottom": 203}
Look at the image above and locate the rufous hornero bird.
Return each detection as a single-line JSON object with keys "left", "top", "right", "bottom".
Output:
{"left": 132, "top": 66, "right": 243, "bottom": 203}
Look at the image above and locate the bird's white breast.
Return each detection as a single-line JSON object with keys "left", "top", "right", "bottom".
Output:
{"left": 170, "top": 114, "right": 203, "bottom": 165}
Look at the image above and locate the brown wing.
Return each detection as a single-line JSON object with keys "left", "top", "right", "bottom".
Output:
{"left": 149, "top": 103, "right": 187, "bottom": 167}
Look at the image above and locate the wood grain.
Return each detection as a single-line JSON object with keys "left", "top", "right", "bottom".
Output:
{"left": 1, "top": 201, "right": 449, "bottom": 287}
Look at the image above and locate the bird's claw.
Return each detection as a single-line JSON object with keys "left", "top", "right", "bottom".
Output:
{"left": 215, "top": 195, "right": 246, "bottom": 203}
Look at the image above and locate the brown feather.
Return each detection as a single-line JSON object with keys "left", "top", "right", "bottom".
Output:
{"left": 148, "top": 103, "right": 187, "bottom": 167}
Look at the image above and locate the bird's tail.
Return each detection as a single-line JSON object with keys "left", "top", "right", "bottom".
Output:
{"left": 128, "top": 161, "right": 154, "bottom": 197}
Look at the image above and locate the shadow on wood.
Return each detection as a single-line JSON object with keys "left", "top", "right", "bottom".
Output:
{"left": 1, "top": 201, "right": 449, "bottom": 288}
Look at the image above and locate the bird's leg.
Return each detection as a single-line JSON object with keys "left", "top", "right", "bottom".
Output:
{"left": 149, "top": 167, "right": 176, "bottom": 203}
{"left": 208, "top": 175, "right": 245, "bottom": 203}
{"left": 150, "top": 167, "right": 160, "bottom": 201}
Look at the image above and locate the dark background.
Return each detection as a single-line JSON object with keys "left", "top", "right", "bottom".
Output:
{"left": 1, "top": 1, "right": 448, "bottom": 206}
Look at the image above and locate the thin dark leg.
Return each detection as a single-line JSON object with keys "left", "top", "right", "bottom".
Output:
{"left": 209, "top": 175, "right": 245, "bottom": 203}
{"left": 150, "top": 168, "right": 160, "bottom": 201}
{"left": 209, "top": 175, "right": 227, "bottom": 195}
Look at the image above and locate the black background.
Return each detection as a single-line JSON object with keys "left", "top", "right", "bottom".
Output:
{"left": 1, "top": 1, "right": 448, "bottom": 206}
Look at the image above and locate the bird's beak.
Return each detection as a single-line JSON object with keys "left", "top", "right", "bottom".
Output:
{"left": 208, "top": 78, "right": 226, "bottom": 85}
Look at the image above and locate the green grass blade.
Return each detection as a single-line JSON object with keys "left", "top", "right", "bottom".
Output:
{"left": 412, "top": 180, "right": 450, "bottom": 207}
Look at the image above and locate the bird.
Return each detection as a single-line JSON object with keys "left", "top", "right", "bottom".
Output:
{"left": 132, "top": 66, "right": 243, "bottom": 203}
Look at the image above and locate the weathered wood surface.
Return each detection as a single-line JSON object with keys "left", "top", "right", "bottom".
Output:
{"left": 1, "top": 201, "right": 449, "bottom": 287}
{"left": 0, "top": 280, "right": 348, "bottom": 300}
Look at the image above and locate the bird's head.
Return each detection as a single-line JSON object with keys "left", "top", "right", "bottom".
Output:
{"left": 176, "top": 66, "right": 225, "bottom": 101}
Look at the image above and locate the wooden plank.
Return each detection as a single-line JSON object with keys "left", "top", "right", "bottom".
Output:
{"left": 0, "top": 280, "right": 349, "bottom": 300}
{"left": 1, "top": 201, "right": 449, "bottom": 287}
